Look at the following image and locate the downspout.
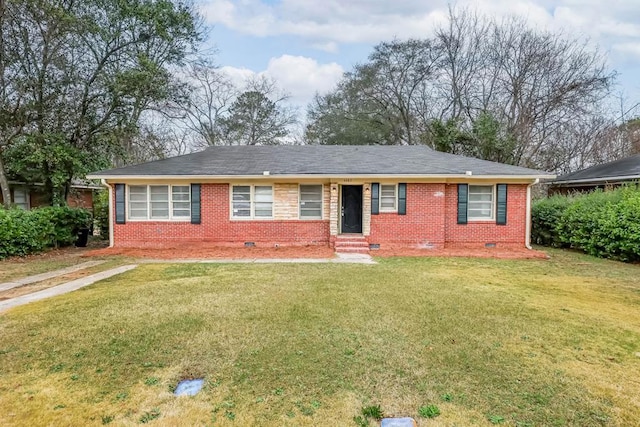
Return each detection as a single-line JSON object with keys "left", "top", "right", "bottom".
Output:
{"left": 525, "top": 179, "right": 539, "bottom": 250}
{"left": 101, "top": 179, "right": 114, "bottom": 248}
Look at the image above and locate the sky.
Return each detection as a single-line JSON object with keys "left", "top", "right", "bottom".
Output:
{"left": 198, "top": 0, "right": 640, "bottom": 120}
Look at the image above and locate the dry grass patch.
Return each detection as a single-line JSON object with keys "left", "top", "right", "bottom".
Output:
{"left": 0, "top": 249, "right": 639, "bottom": 426}
{"left": 0, "top": 241, "right": 110, "bottom": 283}
{"left": 0, "top": 259, "right": 129, "bottom": 300}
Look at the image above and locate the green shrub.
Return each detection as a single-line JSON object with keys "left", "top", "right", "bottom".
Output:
{"left": 0, "top": 206, "right": 92, "bottom": 259}
{"left": 531, "top": 195, "right": 572, "bottom": 247}
{"left": 534, "top": 185, "right": 640, "bottom": 262}
{"left": 0, "top": 209, "right": 48, "bottom": 258}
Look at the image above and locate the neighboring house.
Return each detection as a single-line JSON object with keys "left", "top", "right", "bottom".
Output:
{"left": 549, "top": 154, "right": 640, "bottom": 195}
{"left": 88, "top": 145, "right": 554, "bottom": 251}
{"left": 0, "top": 180, "right": 101, "bottom": 210}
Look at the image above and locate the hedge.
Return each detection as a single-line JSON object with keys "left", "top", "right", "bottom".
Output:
{"left": 532, "top": 186, "right": 640, "bottom": 262}
{"left": 0, "top": 206, "right": 92, "bottom": 259}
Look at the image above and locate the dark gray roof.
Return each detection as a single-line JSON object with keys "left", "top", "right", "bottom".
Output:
{"left": 89, "top": 145, "right": 552, "bottom": 178}
{"left": 553, "top": 154, "right": 640, "bottom": 184}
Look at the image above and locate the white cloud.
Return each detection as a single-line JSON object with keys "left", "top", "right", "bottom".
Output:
{"left": 265, "top": 55, "right": 344, "bottom": 102}
{"left": 200, "top": 0, "right": 640, "bottom": 52}
{"left": 202, "top": 0, "right": 640, "bottom": 103}
{"left": 219, "top": 55, "right": 344, "bottom": 105}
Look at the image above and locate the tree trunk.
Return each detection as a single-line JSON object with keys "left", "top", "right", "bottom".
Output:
{"left": 0, "top": 151, "right": 11, "bottom": 208}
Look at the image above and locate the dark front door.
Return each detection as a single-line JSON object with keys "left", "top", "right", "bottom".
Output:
{"left": 341, "top": 185, "right": 363, "bottom": 233}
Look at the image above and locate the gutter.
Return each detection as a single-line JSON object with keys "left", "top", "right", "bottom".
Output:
{"left": 525, "top": 179, "right": 539, "bottom": 250}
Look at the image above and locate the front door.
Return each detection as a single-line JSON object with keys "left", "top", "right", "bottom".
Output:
{"left": 341, "top": 185, "right": 363, "bottom": 233}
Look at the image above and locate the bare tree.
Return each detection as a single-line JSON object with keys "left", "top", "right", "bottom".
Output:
{"left": 182, "top": 59, "right": 237, "bottom": 148}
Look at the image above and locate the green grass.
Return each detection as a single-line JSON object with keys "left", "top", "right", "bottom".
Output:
{"left": 0, "top": 249, "right": 639, "bottom": 426}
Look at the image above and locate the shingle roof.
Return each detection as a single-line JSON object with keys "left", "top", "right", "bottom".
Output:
{"left": 553, "top": 154, "right": 640, "bottom": 184}
{"left": 89, "top": 145, "right": 553, "bottom": 178}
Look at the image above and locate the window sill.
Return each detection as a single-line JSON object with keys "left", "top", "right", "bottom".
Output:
{"left": 126, "top": 218, "right": 192, "bottom": 222}
{"left": 230, "top": 217, "right": 274, "bottom": 221}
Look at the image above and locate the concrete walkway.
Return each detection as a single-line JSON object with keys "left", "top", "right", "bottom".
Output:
{"left": 0, "top": 265, "right": 137, "bottom": 313}
{"left": 0, "top": 260, "right": 105, "bottom": 292}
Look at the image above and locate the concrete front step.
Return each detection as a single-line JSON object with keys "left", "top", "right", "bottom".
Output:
{"left": 335, "top": 241, "right": 369, "bottom": 248}
{"left": 335, "top": 247, "right": 370, "bottom": 253}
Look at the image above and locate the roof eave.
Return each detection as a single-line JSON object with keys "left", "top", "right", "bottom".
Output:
{"left": 88, "top": 173, "right": 555, "bottom": 181}
{"left": 552, "top": 175, "right": 640, "bottom": 185}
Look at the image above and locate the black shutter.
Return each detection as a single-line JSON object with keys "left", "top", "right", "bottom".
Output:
{"left": 191, "top": 184, "right": 201, "bottom": 224}
{"left": 115, "top": 184, "right": 126, "bottom": 224}
{"left": 371, "top": 183, "right": 379, "bottom": 215}
{"left": 398, "top": 183, "right": 407, "bottom": 215}
{"left": 457, "top": 184, "right": 468, "bottom": 224}
{"left": 496, "top": 184, "right": 507, "bottom": 225}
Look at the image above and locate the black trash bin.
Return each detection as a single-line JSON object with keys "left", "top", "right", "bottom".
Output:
{"left": 76, "top": 228, "right": 90, "bottom": 247}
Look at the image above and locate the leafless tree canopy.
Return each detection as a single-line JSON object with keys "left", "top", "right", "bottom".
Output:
{"left": 305, "top": 7, "right": 635, "bottom": 174}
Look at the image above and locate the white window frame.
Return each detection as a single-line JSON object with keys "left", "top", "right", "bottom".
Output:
{"left": 230, "top": 184, "right": 274, "bottom": 220}
{"left": 379, "top": 184, "right": 397, "bottom": 212}
{"left": 298, "top": 184, "right": 324, "bottom": 220}
{"left": 127, "top": 184, "right": 191, "bottom": 221}
{"left": 467, "top": 184, "right": 495, "bottom": 221}
{"left": 12, "top": 188, "right": 30, "bottom": 210}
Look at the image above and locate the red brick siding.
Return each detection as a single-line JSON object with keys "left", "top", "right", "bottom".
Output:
{"left": 113, "top": 183, "right": 330, "bottom": 248}
{"left": 67, "top": 188, "right": 94, "bottom": 209}
{"left": 369, "top": 183, "right": 446, "bottom": 247}
{"left": 112, "top": 182, "right": 529, "bottom": 249}
{"left": 369, "top": 183, "right": 528, "bottom": 249}
{"left": 444, "top": 183, "right": 527, "bottom": 248}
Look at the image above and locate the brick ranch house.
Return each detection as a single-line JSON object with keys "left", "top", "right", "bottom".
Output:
{"left": 88, "top": 145, "right": 555, "bottom": 251}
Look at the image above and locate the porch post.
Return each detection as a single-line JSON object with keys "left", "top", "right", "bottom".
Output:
{"left": 362, "top": 182, "right": 371, "bottom": 236}
{"left": 329, "top": 183, "right": 339, "bottom": 236}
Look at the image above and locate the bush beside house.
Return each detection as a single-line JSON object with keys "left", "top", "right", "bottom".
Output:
{"left": 532, "top": 186, "right": 640, "bottom": 262}
{"left": 0, "top": 206, "right": 92, "bottom": 259}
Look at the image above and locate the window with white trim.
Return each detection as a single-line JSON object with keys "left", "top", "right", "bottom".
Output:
{"left": 232, "top": 185, "right": 273, "bottom": 219}
{"left": 128, "top": 185, "right": 191, "bottom": 220}
{"left": 468, "top": 185, "right": 494, "bottom": 220}
{"left": 379, "top": 184, "right": 397, "bottom": 211}
{"left": 12, "top": 188, "right": 29, "bottom": 210}
{"left": 299, "top": 184, "right": 323, "bottom": 219}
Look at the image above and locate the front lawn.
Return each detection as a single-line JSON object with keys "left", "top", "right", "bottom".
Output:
{"left": 1, "top": 250, "right": 639, "bottom": 426}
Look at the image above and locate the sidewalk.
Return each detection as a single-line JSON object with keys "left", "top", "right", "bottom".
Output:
{"left": 0, "top": 260, "right": 105, "bottom": 292}
{"left": 0, "top": 265, "right": 137, "bottom": 313}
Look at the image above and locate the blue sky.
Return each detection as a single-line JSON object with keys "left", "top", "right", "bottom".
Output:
{"left": 198, "top": 0, "right": 640, "bottom": 119}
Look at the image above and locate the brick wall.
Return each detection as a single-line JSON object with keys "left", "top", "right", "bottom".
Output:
{"left": 67, "top": 188, "right": 94, "bottom": 209}
{"left": 113, "top": 183, "right": 330, "bottom": 248}
{"left": 369, "top": 183, "right": 447, "bottom": 248}
{"left": 112, "top": 182, "right": 530, "bottom": 249}
{"left": 444, "top": 183, "right": 527, "bottom": 248}
{"left": 368, "top": 183, "right": 528, "bottom": 249}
